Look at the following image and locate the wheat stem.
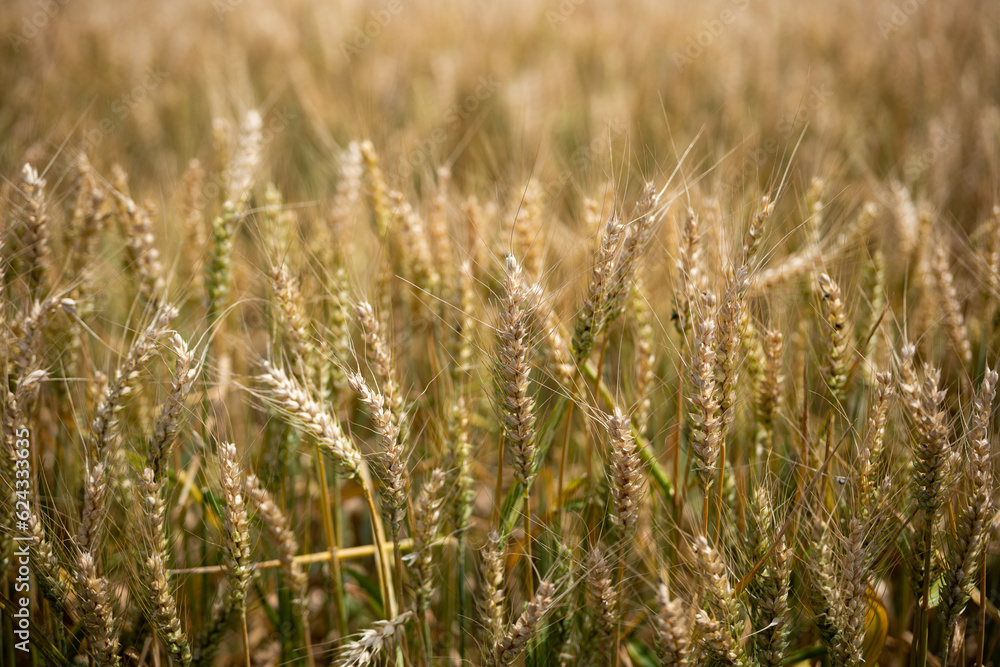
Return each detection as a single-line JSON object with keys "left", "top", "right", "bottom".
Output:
{"left": 314, "top": 445, "right": 348, "bottom": 639}
{"left": 359, "top": 473, "right": 398, "bottom": 619}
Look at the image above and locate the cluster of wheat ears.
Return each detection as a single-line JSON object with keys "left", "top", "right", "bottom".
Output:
{"left": 3, "top": 122, "right": 1000, "bottom": 666}
{"left": 3, "top": 2, "right": 1000, "bottom": 666}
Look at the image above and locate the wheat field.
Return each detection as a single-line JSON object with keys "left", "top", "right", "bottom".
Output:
{"left": 2, "top": 0, "right": 1000, "bottom": 665}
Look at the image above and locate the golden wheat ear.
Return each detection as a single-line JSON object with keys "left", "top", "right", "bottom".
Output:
{"left": 480, "top": 530, "right": 507, "bottom": 647}
{"left": 75, "top": 550, "right": 122, "bottom": 667}
{"left": 692, "top": 536, "right": 744, "bottom": 664}
{"left": 688, "top": 294, "right": 721, "bottom": 497}
{"left": 746, "top": 484, "right": 791, "bottom": 666}
{"left": 584, "top": 545, "right": 616, "bottom": 649}
{"left": 930, "top": 237, "right": 972, "bottom": 366}
{"left": 16, "top": 163, "right": 51, "bottom": 299}
{"left": 654, "top": 583, "right": 692, "bottom": 666}
{"left": 488, "top": 580, "right": 557, "bottom": 667}
{"left": 939, "top": 367, "right": 997, "bottom": 659}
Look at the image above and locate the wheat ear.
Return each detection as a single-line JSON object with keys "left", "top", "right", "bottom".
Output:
{"left": 336, "top": 611, "right": 413, "bottom": 667}
{"left": 939, "top": 366, "right": 997, "bottom": 656}
{"left": 807, "top": 517, "right": 846, "bottom": 655}
{"left": 256, "top": 362, "right": 398, "bottom": 619}
{"left": 81, "top": 305, "right": 176, "bottom": 553}
{"left": 17, "top": 163, "right": 51, "bottom": 298}
{"left": 838, "top": 518, "right": 869, "bottom": 667}
{"left": 654, "top": 583, "right": 691, "bottom": 666}
{"left": 857, "top": 370, "right": 892, "bottom": 524}
{"left": 347, "top": 370, "right": 407, "bottom": 537}
{"left": 355, "top": 300, "right": 403, "bottom": 419}
{"left": 271, "top": 263, "right": 316, "bottom": 383}
{"left": 1, "top": 368, "right": 45, "bottom": 571}
{"left": 753, "top": 328, "right": 783, "bottom": 458}
{"left": 818, "top": 273, "right": 849, "bottom": 404}
{"left": 256, "top": 362, "right": 363, "bottom": 478}
{"left": 139, "top": 470, "right": 192, "bottom": 667}
{"left": 673, "top": 207, "right": 701, "bottom": 340}
{"left": 607, "top": 407, "right": 643, "bottom": 533}
{"left": 76, "top": 551, "right": 121, "bottom": 667}
{"left": 218, "top": 442, "right": 252, "bottom": 665}
{"left": 412, "top": 469, "right": 446, "bottom": 662}
{"left": 110, "top": 166, "right": 165, "bottom": 302}
{"left": 147, "top": 333, "right": 198, "bottom": 480}
{"left": 573, "top": 207, "right": 626, "bottom": 360}
{"left": 225, "top": 109, "right": 263, "bottom": 208}
{"left": 494, "top": 253, "right": 537, "bottom": 596}
{"left": 632, "top": 276, "right": 656, "bottom": 435}
{"left": 585, "top": 546, "right": 617, "bottom": 649}
{"left": 480, "top": 531, "right": 507, "bottom": 646}
{"left": 489, "top": 580, "right": 557, "bottom": 667}
{"left": 688, "top": 295, "right": 721, "bottom": 514}
{"left": 930, "top": 239, "right": 972, "bottom": 365}
{"left": 693, "top": 536, "right": 744, "bottom": 665}
{"left": 747, "top": 485, "right": 791, "bottom": 666}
